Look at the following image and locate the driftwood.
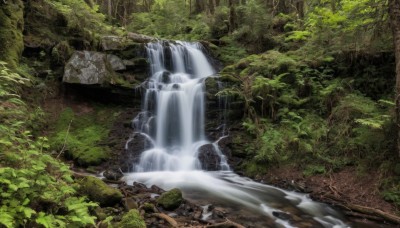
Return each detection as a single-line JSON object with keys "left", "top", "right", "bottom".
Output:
{"left": 203, "top": 219, "right": 246, "bottom": 228}
{"left": 318, "top": 195, "right": 400, "bottom": 224}
{"left": 153, "top": 213, "right": 178, "bottom": 227}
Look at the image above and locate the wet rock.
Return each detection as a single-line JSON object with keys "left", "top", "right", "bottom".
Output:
{"left": 272, "top": 211, "right": 292, "bottom": 221}
{"left": 161, "top": 71, "right": 171, "bottom": 83}
{"left": 120, "top": 133, "right": 153, "bottom": 172}
{"left": 79, "top": 176, "right": 123, "bottom": 207}
{"left": 103, "top": 167, "right": 123, "bottom": 181}
{"left": 150, "top": 185, "right": 165, "bottom": 194}
{"left": 157, "top": 188, "right": 183, "bottom": 210}
{"left": 172, "top": 84, "right": 180, "bottom": 90}
{"left": 198, "top": 144, "right": 221, "bottom": 171}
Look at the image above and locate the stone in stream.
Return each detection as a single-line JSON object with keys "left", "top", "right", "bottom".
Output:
{"left": 198, "top": 144, "right": 221, "bottom": 171}
{"left": 272, "top": 211, "right": 292, "bottom": 221}
{"left": 161, "top": 71, "right": 171, "bottom": 83}
{"left": 156, "top": 188, "right": 183, "bottom": 210}
{"left": 103, "top": 166, "right": 124, "bottom": 181}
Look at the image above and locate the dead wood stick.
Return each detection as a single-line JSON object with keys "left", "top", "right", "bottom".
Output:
{"left": 153, "top": 213, "right": 178, "bottom": 227}
{"left": 57, "top": 120, "right": 72, "bottom": 159}
{"left": 319, "top": 195, "right": 400, "bottom": 224}
{"left": 205, "top": 219, "right": 246, "bottom": 228}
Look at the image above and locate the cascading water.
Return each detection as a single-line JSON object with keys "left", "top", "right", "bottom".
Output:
{"left": 132, "top": 41, "right": 227, "bottom": 171}
{"left": 126, "top": 41, "right": 350, "bottom": 227}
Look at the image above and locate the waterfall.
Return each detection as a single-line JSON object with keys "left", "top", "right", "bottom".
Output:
{"left": 126, "top": 41, "right": 349, "bottom": 228}
{"left": 133, "top": 41, "right": 226, "bottom": 172}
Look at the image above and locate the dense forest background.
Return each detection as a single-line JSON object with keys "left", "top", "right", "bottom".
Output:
{"left": 1, "top": 0, "right": 400, "bottom": 227}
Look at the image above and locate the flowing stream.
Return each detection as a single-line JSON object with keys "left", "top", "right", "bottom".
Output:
{"left": 125, "top": 41, "right": 350, "bottom": 227}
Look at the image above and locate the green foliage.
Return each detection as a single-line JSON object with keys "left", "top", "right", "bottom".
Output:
{"left": 44, "top": 0, "right": 108, "bottom": 34}
{"left": 118, "top": 209, "right": 146, "bottom": 228}
{"left": 50, "top": 107, "right": 118, "bottom": 167}
{"left": 233, "top": 1, "right": 275, "bottom": 51}
{"left": 303, "top": 165, "right": 326, "bottom": 177}
{"left": 0, "top": 63, "right": 97, "bottom": 227}
{"left": 129, "top": 0, "right": 210, "bottom": 40}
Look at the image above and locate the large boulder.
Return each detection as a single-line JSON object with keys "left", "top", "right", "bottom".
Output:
{"left": 63, "top": 51, "right": 125, "bottom": 85}
{"left": 79, "top": 176, "right": 123, "bottom": 207}
{"left": 198, "top": 144, "right": 221, "bottom": 171}
{"left": 156, "top": 188, "right": 183, "bottom": 210}
{"left": 120, "top": 133, "right": 153, "bottom": 172}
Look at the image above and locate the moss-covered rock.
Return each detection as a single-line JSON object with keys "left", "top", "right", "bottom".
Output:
{"left": 0, "top": 0, "right": 24, "bottom": 68}
{"left": 50, "top": 107, "right": 117, "bottom": 167}
{"left": 156, "top": 188, "right": 183, "bottom": 210}
{"left": 118, "top": 209, "right": 146, "bottom": 228}
{"left": 80, "top": 176, "right": 123, "bottom": 207}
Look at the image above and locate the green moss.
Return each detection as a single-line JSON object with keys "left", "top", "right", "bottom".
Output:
{"left": 0, "top": 0, "right": 24, "bottom": 68}
{"left": 50, "top": 107, "right": 119, "bottom": 167}
{"left": 118, "top": 209, "right": 146, "bottom": 228}
{"left": 156, "top": 188, "right": 183, "bottom": 210}
{"left": 80, "top": 176, "right": 123, "bottom": 207}
{"left": 141, "top": 203, "right": 156, "bottom": 213}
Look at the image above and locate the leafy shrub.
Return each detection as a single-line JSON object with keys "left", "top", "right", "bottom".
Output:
{"left": 0, "top": 62, "right": 97, "bottom": 227}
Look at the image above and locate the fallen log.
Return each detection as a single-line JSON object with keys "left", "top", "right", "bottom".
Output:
{"left": 317, "top": 195, "right": 400, "bottom": 224}
{"left": 204, "top": 219, "right": 246, "bottom": 228}
{"left": 153, "top": 213, "right": 178, "bottom": 227}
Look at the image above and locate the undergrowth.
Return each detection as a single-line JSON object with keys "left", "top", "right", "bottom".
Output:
{"left": 0, "top": 62, "right": 97, "bottom": 227}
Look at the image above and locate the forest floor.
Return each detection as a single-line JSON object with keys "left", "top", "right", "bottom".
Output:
{"left": 262, "top": 166, "right": 399, "bottom": 227}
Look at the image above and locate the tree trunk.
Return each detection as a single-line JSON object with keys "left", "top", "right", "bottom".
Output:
{"left": 228, "top": 0, "right": 236, "bottom": 33}
{"left": 108, "top": 0, "right": 112, "bottom": 19}
{"left": 389, "top": 0, "right": 400, "bottom": 157}
{"left": 209, "top": 0, "right": 216, "bottom": 14}
{"left": 296, "top": 0, "right": 304, "bottom": 19}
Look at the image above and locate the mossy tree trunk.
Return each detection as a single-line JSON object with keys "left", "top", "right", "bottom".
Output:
{"left": 0, "top": 0, "right": 24, "bottom": 68}
{"left": 389, "top": 0, "right": 400, "bottom": 157}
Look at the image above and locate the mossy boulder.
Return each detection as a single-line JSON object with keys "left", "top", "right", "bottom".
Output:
{"left": 50, "top": 107, "right": 119, "bottom": 167}
{"left": 156, "top": 188, "right": 183, "bottom": 210}
{"left": 118, "top": 209, "right": 146, "bottom": 228}
{"left": 0, "top": 0, "right": 24, "bottom": 68}
{"left": 80, "top": 176, "right": 123, "bottom": 207}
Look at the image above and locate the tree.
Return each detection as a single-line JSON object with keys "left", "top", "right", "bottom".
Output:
{"left": 389, "top": 0, "right": 400, "bottom": 157}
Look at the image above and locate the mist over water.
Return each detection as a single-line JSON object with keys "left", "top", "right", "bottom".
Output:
{"left": 126, "top": 41, "right": 350, "bottom": 227}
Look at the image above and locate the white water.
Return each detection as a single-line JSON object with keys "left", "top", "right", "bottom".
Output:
{"left": 126, "top": 41, "right": 350, "bottom": 227}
